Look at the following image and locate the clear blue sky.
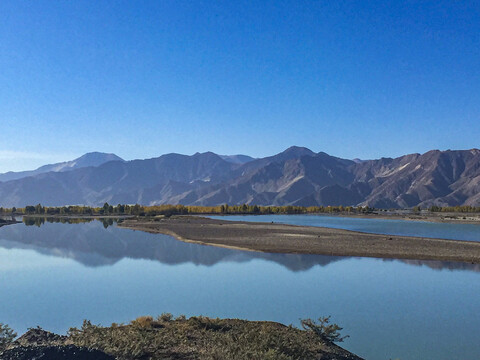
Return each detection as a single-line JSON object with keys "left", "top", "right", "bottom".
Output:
{"left": 1, "top": 0, "right": 479, "bottom": 172}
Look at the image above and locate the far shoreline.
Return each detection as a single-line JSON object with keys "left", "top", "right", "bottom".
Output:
{"left": 17, "top": 210, "right": 480, "bottom": 224}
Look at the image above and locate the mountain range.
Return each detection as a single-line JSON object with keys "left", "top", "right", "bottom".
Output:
{"left": 0, "top": 146, "right": 479, "bottom": 208}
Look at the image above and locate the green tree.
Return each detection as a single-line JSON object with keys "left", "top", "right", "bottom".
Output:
{"left": 35, "top": 203, "right": 45, "bottom": 214}
{"left": 117, "top": 204, "right": 125, "bottom": 214}
{"left": 25, "top": 205, "right": 35, "bottom": 214}
{"left": 103, "top": 202, "right": 110, "bottom": 214}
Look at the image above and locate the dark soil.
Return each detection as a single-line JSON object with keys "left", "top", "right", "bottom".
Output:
{"left": 0, "top": 345, "right": 114, "bottom": 360}
{"left": 14, "top": 328, "right": 66, "bottom": 347}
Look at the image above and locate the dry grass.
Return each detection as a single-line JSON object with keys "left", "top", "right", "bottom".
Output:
{"left": 65, "top": 315, "right": 361, "bottom": 360}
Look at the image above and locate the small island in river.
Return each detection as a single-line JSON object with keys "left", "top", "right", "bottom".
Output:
{"left": 118, "top": 216, "right": 480, "bottom": 264}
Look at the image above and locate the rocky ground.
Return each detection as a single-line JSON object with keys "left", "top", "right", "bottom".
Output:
{"left": 0, "top": 345, "right": 114, "bottom": 360}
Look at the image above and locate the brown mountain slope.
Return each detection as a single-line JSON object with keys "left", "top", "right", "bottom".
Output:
{"left": 0, "top": 147, "right": 479, "bottom": 208}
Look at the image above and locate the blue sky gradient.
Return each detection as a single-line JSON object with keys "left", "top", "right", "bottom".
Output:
{"left": 1, "top": 1, "right": 479, "bottom": 172}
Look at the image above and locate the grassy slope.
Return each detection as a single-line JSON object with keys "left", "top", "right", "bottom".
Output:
{"left": 8, "top": 316, "right": 363, "bottom": 360}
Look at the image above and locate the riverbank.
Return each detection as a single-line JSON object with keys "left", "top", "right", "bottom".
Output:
{"left": 1, "top": 316, "right": 362, "bottom": 360}
{"left": 118, "top": 216, "right": 480, "bottom": 264}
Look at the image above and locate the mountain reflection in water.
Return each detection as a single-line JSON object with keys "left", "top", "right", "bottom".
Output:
{"left": 0, "top": 218, "right": 478, "bottom": 273}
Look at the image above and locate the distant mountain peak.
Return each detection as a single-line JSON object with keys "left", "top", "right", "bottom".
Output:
{"left": 73, "top": 152, "right": 124, "bottom": 164}
{"left": 193, "top": 151, "right": 218, "bottom": 157}
{"left": 265, "top": 146, "right": 315, "bottom": 163}
{"left": 38, "top": 152, "right": 124, "bottom": 172}
{"left": 282, "top": 146, "right": 315, "bottom": 156}
{"left": 0, "top": 152, "right": 124, "bottom": 182}
{"left": 79, "top": 151, "right": 120, "bottom": 158}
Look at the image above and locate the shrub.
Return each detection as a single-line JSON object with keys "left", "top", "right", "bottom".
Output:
{"left": 0, "top": 323, "right": 17, "bottom": 351}
{"left": 157, "top": 313, "right": 173, "bottom": 323}
{"left": 300, "top": 316, "right": 349, "bottom": 343}
{"left": 130, "top": 316, "right": 154, "bottom": 328}
{"left": 175, "top": 314, "right": 186, "bottom": 321}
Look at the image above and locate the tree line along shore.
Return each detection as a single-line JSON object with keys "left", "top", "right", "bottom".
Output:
{"left": 2, "top": 203, "right": 480, "bottom": 217}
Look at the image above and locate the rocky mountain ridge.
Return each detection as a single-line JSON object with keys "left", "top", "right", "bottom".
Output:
{"left": 0, "top": 147, "right": 479, "bottom": 208}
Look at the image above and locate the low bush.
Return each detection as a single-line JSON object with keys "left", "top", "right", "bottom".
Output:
{"left": 130, "top": 316, "right": 154, "bottom": 328}
{"left": 0, "top": 323, "right": 17, "bottom": 351}
{"left": 300, "top": 316, "right": 349, "bottom": 343}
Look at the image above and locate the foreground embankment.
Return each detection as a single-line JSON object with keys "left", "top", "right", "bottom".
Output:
{"left": 0, "top": 316, "right": 362, "bottom": 360}
{"left": 118, "top": 216, "right": 480, "bottom": 264}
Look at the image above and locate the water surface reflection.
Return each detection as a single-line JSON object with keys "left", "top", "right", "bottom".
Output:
{"left": 1, "top": 220, "right": 479, "bottom": 360}
{"left": 0, "top": 219, "right": 477, "bottom": 272}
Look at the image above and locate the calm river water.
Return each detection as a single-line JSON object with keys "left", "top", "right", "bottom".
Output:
{"left": 210, "top": 214, "right": 480, "bottom": 241}
{"left": 0, "top": 217, "right": 479, "bottom": 360}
